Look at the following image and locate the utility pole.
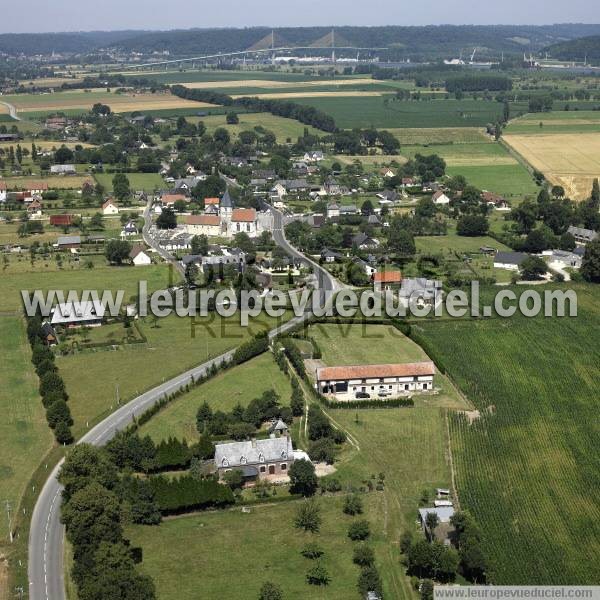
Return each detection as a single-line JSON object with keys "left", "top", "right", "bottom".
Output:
{"left": 116, "top": 383, "right": 120, "bottom": 406}
{"left": 5, "top": 500, "right": 13, "bottom": 543}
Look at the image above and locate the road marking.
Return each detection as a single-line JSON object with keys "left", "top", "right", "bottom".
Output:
{"left": 44, "top": 489, "right": 60, "bottom": 600}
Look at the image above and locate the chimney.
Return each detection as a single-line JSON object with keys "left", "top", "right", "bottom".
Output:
{"left": 251, "top": 438, "right": 257, "bottom": 448}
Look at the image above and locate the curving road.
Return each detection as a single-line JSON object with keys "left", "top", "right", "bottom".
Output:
{"left": 0, "top": 100, "right": 21, "bottom": 120}
{"left": 28, "top": 202, "right": 338, "bottom": 600}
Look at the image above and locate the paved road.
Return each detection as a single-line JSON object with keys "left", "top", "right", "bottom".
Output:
{"left": 0, "top": 100, "right": 20, "bottom": 120}
{"left": 28, "top": 207, "right": 337, "bottom": 600}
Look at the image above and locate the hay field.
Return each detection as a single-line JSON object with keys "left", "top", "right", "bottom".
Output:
{"left": 181, "top": 77, "right": 376, "bottom": 90}
{"left": 504, "top": 133, "right": 600, "bottom": 199}
{"left": 3, "top": 90, "right": 215, "bottom": 115}
{"left": 18, "top": 77, "right": 85, "bottom": 87}
{"left": 3, "top": 175, "right": 94, "bottom": 190}
{"left": 231, "top": 90, "right": 386, "bottom": 100}
{"left": 0, "top": 103, "right": 9, "bottom": 115}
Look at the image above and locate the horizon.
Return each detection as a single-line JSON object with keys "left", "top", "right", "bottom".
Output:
{"left": 2, "top": 0, "right": 600, "bottom": 35}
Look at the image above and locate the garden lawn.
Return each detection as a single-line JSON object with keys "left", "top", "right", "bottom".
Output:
{"left": 138, "top": 351, "right": 292, "bottom": 443}
{"left": 0, "top": 317, "right": 53, "bottom": 544}
{"left": 93, "top": 172, "right": 164, "bottom": 192}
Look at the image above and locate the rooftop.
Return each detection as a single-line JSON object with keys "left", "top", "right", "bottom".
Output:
{"left": 317, "top": 361, "right": 435, "bottom": 382}
{"left": 215, "top": 436, "right": 294, "bottom": 469}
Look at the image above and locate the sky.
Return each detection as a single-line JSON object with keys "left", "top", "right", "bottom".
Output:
{"left": 1, "top": 0, "right": 600, "bottom": 34}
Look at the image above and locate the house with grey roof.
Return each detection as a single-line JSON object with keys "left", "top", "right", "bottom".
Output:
{"left": 567, "top": 225, "right": 598, "bottom": 245}
{"left": 214, "top": 436, "right": 295, "bottom": 482}
{"left": 493, "top": 251, "right": 529, "bottom": 270}
{"left": 51, "top": 300, "right": 105, "bottom": 328}
{"left": 418, "top": 506, "right": 456, "bottom": 544}
{"left": 398, "top": 278, "right": 442, "bottom": 307}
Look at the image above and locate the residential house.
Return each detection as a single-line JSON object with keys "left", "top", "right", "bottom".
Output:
{"left": 567, "top": 225, "right": 598, "bottom": 246}
{"left": 493, "top": 251, "right": 529, "bottom": 271}
{"left": 353, "top": 257, "right": 377, "bottom": 277}
{"left": 24, "top": 182, "right": 48, "bottom": 195}
{"left": 544, "top": 249, "right": 582, "bottom": 270}
{"left": 50, "top": 214, "right": 73, "bottom": 227}
{"left": 373, "top": 270, "right": 402, "bottom": 292}
{"left": 326, "top": 203, "right": 340, "bottom": 219}
{"left": 0, "top": 181, "right": 6, "bottom": 202}
{"left": 339, "top": 204, "right": 359, "bottom": 216}
{"left": 376, "top": 190, "right": 398, "bottom": 204}
{"left": 102, "top": 198, "right": 119, "bottom": 215}
{"left": 214, "top": 436, "right": 295, "bottom": 482}
{"left": 160, "top": 193, "right": 187, "bottom": 208}
{"left": 180, "top": 254, "right": 203, "bottom": 269}
{"left": 303, "top": 151, "right": 324, "bottom": 162}
{"left": 398, "top": 277, "right": 442, "bottom": 307}
{"left": 321, "top": 248, "right": 343, "bottom": 263}
{"left": 129, "top": 244, "right": 152, "bottom": 266}
{"left": 51, "top": 300, "right": 105, "bottom": 328}
{"left": 418, "top": 506, "right": 456, "bottom": 545}
{"left": 352, "top": 232, "right": 380, "bottom": 250}
{"left": 56, "top": 235, "right": 81, "bottom": 250}
{"left": 121, "top": 220, "right": 138, "bottom": 238}
{"left": 50, "top": 164, "right": 76, "bottom": 175}
{"left": 482, "top": 191, "right": 509, "bottom": 211}
{"left": 367, "top": 214, "right": 382, "bottom": 226}
{"left": 432, "top": 190, "right": 450, "bottom": 205}
{"left": 380, "top": 167, "right": 396, "bottom": 178}
{"left": 316, "top": 361, "right": 435, "bottom": 401}
{"left": 401, "top": 177, "right": 416, "bottom": 187}
{"left": 27, "top": 199, "right": 42, "bottom": 216}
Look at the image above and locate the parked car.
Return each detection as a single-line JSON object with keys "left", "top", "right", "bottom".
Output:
{"left": 378, "top": 390, "right": 391, "bottom": 397}
{"left": 355, "top": 392, "right": 370, "bottom": 399}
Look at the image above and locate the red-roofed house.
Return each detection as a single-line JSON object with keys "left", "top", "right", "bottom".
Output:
{"left": 184, "top": 214, "right": 222, "bottom": 236}
{"left": 316, "top": 361, "right": 435, "bottom": 401}
{"left": 24, "top": 182, "right": 48, "bottom": 195}
{"left": 229, "top": 208, "right": 258, "bottom": 235}
{"left": 50, "top": 214, "right": 73, "bottom": 227}
{"left": 102, "top": 198, "right": 119, "bottom": 215}
{"left": 204, "top": 197, "right": 220, "bottom": 206}
{"left": 373, "top": 270, "right": 402, "bottom": 292}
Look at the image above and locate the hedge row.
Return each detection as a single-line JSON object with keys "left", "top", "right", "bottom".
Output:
{"left": 25, "top": 315, "right": 74, "bottom": 444}
{"left": 148, "top": 475, "right": 234, "bottom": 515}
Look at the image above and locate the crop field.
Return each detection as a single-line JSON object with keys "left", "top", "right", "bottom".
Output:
{"left": 191, "top": 112, "right": 321, "bottom": 142}
{"left": 1, "top": 90, "right": 213, "bottom": 116}
{"left": 138, "top": 352, "right": 292, "bottom": 443}
{"left": 417, "top": 284, "right": 600, "bottom": 584}
{"left": 295, "top": 97, "right": 507, "bottom": 129}
{"left": 231, "top": 90, "right": 387, "bottom": 100}
{"left": 122, "top": 69, "right": 327, "bottom": 85}
{"left": 505, "top": 110, "right": 600, "bottom": 134}
{"left": 389, "top": 127, "right": 489, "bottom": 145}
{"left": 402, "top": 142, "right": 517, "bottom": 167}
{"left": 180, "top": 77, "right": 379, "bottom": 89}
{"left": 93, "top": 172, "right": 164, "bottom": 191}
{"left": 0, "top": 317, "right": 53, "bottom": 544}
{"left": 503, "top": 133, "right": 600, "bottom": 200}
{"left": 0, "top": 141, "right": 96, "bottom": 152}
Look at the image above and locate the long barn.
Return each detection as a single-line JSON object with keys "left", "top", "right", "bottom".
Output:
{"left": 316, "top": 361, "right": 435, "bottom": 401}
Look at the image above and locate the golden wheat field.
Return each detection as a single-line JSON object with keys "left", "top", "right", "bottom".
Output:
{"left": 503, "top": 133, "right": 600, "bottom": 200}
{"left": 180, "top": 77, "right": 378, "bottom": 90}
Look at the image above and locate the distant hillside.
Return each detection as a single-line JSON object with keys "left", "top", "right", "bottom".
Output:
{"left": 2, "top": 24, "right": 600, "bottom": 59}
{"left": 545, "top": 35, "right": 600, "bottom": 61}
{"left": 110, "top": 24, "right": 600, "bottom": 60}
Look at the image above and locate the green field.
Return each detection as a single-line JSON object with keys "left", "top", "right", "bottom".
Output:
{"left": 0, "top": 264, "right": 171, "bottom": 312}
{"left": 418, "top": 284, "right": 600, "bottom": 584}
{"left": 0, "top": 318, "right": 54, "bottom": 545}
{"left": 390, "top": 127, "right": 488, "bottom": 145}
{"left": 59, "top": 312, "right": 289, "bottom": 436}
{"left": 138, "top": 351, "right": 292, "bottom": 443}
{"left": 402, "top": 142, "right": 512, "bottom": 166}
{"left": 191, "top": 112, "right": 321, "bottom": 142}
{"left": 415, "top": 231, "right": 511, "bottom": 254}
{"left": 505, "top": 110, "right": 600, "bottom": 135}
{"left": 123, "top": 69, "right": 327, "bottom": 85}
{"left": 296, "top": 97, "right": 509, "bottom": 129}
{"left": 94, "top": 172, "right": 164, "bottom": 192}
{"left": 446, "top": 164, "right": 538, "bottom": 198}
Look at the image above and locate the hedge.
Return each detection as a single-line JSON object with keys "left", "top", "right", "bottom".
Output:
{"left": 148, "top": 475, "right": 234, "bottom": 515}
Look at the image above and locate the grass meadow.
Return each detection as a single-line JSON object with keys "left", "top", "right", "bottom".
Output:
{"left": 0, "top": 318, "right": 54, "bottom": 545}
{"left": 418, "top": 284, "right": 600, "bottom": 584}
{"left": 138, "top": 351, "right": 293, "bottom": 443}
{"left": 93, "top": 172, "right": 165, "bottom": 192}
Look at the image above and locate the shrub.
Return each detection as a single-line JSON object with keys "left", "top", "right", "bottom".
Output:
{"left": 307, "top": 438, "right": 335, "bottom": 464}
{"left": 343, "top": 494, "right": 364, "bottom": 516}
{"left": 258, "top": 581, "right": 283, "bottom": 600}
{"left": 306, "top": 563, "right": 330, "bottom": 586}
{"left": 301, "top": 542, "right": 324, "bottom": 559}
{"left": 293, "top": 499, "right": 321, "bottom": 533}
{"left": 322, "top": 478, "right": 341, "bottom": 493}
{"left": 357, "top": 565, "right": 383, "bottom": 597}
{"left": 348, "top": 520, "right": 371, "bottom": 541}
{"left": 353, "top": 544, "right": 375, "bottom": 567}
{"left": 288, "top": 459, "right": 318, "bottom": 497}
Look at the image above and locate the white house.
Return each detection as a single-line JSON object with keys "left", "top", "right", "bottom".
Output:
{"left": 432, "top": 190, "right": 450, "bottom": 205}
{"left": 303, "top": 151, "right": 324, "bottom": 162}
{"left": 130, "top": 245, "right": 152, "bottom": 266}
{"left": 102, "top": 198, "right": 119, "bottom": 215}
{"left": 51, "top": 300, "right": 105, "bottom": 328}
{"left": 316, "top": 362, "right": 435, "bottom": 401}
{"left": 50, "top": 164, "right": 76, "bottom": 175}
{"left": 0, "top": 181, "right": 6, "bottom": 202}
{"left": 326, "top": 203, "right": 340, "bottom": 219}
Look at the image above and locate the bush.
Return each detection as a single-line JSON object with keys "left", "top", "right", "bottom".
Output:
{"left": 348, "top": 520, "right": 371, "bottom": 541}
{"left": 353, "top": 544, "right": 375, "bottom": 567}
{"left": 322, "top": 478, "right": 341, "bottom": 493}
{"left": 343, "top": 494, "right": 364, "bottom": 516}
{"left": 232, "top": 331, "right": 269, "bottom": 365}
{"left": 307, "top": 438, "right": 335, "bottom": 464}
{"left": 294, "top": 499, "right": 321, "bottom": 533}
{"left": 223, "top": 469, "right": 245, "bottom": 491}
{"left": 306, "top": 563, "right": 330, "bottom": 586}
{"left": 258, "top": 581, "right": 283, "bottom": 600}
{"left": 301, "top": 542, "right": 324, "bottom": 559}
{"left": 288, "top": 459, "right": 318, "bottom": 497}
{"left": 357, "top": 565, "right": 383, "bottom": 597}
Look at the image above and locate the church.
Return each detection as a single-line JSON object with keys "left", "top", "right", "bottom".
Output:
{"left": 184, "top": 190, "right": 273, "bottom": 239}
